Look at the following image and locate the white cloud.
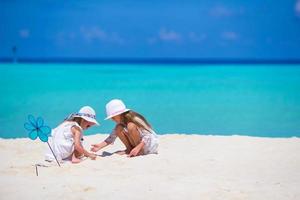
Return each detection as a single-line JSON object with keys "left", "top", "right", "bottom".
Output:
{"left": 80, "top": 26, "right": 124, "bottom": 44}
{"left": 148, "top": 28, "right": 182, "bottom": 44}
{"left": 147, "top": 37, "right": 157, "bottom": 45}
{"left": 80, "top": 26, "right": 107, "bottom": 42}
{"left": 266, "top": 37, "right": 273, "bottom": 45}
{"left": 19, "top": 29, "right": 30, "bottom": 38}
{"left": 69, "top": 32, "right": 76, "bottom": 40}
{"left": 148, "top": 30, "right": 208, "bottom": 45}
{"left": 159, "top": 28, "right": 181, "bottom": 42}
{"left": 210, "top": 5, "right": 232, "bottom": 17}
{"left": 210, "top": 5, "right": 244, "bottom": 17}
{"left": 55, "top": 32, "right": 65, "bottom": 47}
{"left": 296, "top": 0, "right": 300, "bottom": 17}
{"left": 221, "top": 31, "right": 238, "bottom": 41}
{"left": 110, "top": 32, "right": 125, "bottom": 44}
{"left": 188, "top": 32, "right": 207, "bottom": 43}
{"left": 55, "top": 27, "right": 125, "bottom": 47}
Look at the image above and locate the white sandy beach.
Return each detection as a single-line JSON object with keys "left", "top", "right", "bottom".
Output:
{"left": 0, "top": 134, "right": 300, "bottom": 200}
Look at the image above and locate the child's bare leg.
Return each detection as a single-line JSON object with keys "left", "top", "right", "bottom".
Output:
{"left": 127, "top": 126, "right": 143, "bottom": 156}
{"left": 117, "top": 131, "right": 133, "bottom": 154}
{"left": 127, "top": 127, "right": 142, "bottom": 147}
{"left": 115, "top": 124, "right": 133, "bottom": 154}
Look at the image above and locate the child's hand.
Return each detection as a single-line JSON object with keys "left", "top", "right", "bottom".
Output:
{"left": 90, "top": 144, "right": 100, "bottom": 152}
{"left": 128, "top": 147, "right": 140, "bottom": 157}
{"left": 89, "top": 153, "right": 97, "bottom": 160}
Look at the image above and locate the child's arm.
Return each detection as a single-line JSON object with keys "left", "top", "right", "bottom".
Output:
{"left": 90, "top": 141, "right": 109, "bottom": 152}
{"left": 128, "top": 141, "right": 145, "bottom": 157}
{"left": 91, "top": 128, "right": 118, "bottom": 152}
{"left": 72, "top": 126, "right": 96, "bottom": 160}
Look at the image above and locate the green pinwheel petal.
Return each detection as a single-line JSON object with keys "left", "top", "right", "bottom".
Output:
{"left": 29, "top": 130, "right": 38, "bottom": 140}
{"left": 24, "top": 122, "right": 35, "bottom": 131}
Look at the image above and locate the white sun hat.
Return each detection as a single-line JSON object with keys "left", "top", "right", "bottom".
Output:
{"left": 105, "top": 99, "right": 130, "bottom": 120}
{"left": 74, "top": 106, "right": 99, "bottom": 125}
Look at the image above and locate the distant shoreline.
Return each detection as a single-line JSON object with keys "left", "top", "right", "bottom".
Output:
{"left": 1, "top": 133, "right": 299, "bottom": 140}
{"left": 1, "top": 57, "right": 300, "bottom": 65}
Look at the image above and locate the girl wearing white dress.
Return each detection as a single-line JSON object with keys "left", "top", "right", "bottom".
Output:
{"left": 91, "top": 99, "right": 158, "bottom": 157}
{"left": 45, "top": 106, "right": 99, "bottom": 163}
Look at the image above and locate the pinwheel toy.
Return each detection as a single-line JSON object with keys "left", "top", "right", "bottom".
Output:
{"left": 24, "top": 115, "right": 60, "bottom": 167}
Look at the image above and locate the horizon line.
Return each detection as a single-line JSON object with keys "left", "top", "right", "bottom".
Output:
{"left": 1, "top": 57, "right": 300, "bottom": 65}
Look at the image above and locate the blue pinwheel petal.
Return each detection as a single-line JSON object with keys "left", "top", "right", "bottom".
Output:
{"left": 24, "top": 122, "right": 35, "bottom": 131}
{"left": 29, "top": 130, "right": 38, "bottom": 140}
{"left": 38, "top": 132, "right": 48, "bottom": 142}
{"left": 28, "top": 115, "right": 37, "bottom": 127}
{"left": 37, "top": 129, "right": 48, "bottom": 142}
{"left": 39, "top": 126, "right": 51, "bottom": 135}
{"left": 36, "top": 117, "right": 44, "bottom": 127}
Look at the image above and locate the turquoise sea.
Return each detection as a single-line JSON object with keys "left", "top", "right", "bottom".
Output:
{"left": 0, "top": 63, "right": 300, "bottom": 138}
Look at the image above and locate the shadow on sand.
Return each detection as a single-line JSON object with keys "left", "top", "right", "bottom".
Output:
{"left": 97, "top": 150, "right": 126, "bottom": 157}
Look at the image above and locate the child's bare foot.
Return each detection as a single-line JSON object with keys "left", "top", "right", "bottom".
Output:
{"left": 71, "top": 153, "right": 82, "bottom": 164}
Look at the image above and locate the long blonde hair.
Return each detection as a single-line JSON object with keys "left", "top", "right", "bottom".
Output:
{"left": 121, "top": 111, "right": 152, "bottom": 132}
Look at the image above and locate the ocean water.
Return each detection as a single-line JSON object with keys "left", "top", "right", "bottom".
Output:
{"left": 0, "top": 63, "right": 300, "bottom": 138}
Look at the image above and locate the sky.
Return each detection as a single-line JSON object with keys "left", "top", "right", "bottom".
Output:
{"left": 1, "top": 0, "right": 300, "bottom": 60}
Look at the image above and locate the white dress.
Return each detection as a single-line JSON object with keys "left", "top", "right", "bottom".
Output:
{"left": 105, "top": 125, "right": 159, "bottom": 154}
{"left": 139, "top": 128, "right": 159, "bottom": 154}
{"left": 45, "top": 121, "right": 82, "bottom": 162}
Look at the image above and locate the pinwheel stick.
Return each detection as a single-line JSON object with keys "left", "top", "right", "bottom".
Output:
{"left": 35, "top": 164, "right": 39, "bottom": 176}
{"left": 46, "top": 141, "right": 61, "bottom": 167}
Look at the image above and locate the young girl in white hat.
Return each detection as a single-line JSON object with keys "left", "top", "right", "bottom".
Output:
{"left": 91, "top": 99, "right": 158, "bottom": 157}
{"left": 45, "top": 106, "right": 99, "bottom": 163}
